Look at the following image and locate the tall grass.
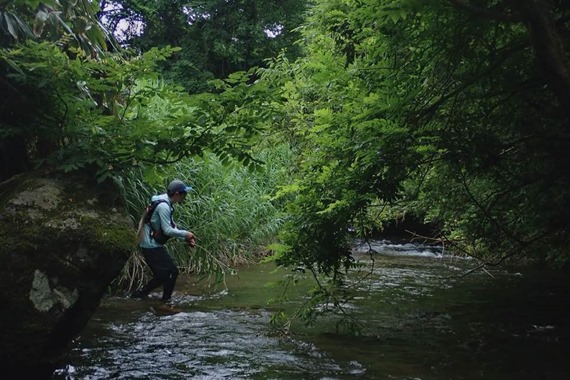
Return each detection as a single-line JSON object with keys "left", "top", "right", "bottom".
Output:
{"left": 112, "top": 170, "right": 161, "bottom": 292}
{"left": 112, "top": 144, "right": 292, "bottom": 292}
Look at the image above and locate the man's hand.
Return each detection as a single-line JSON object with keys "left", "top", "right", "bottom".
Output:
{"left": 185, "top": 232, "right": 196, "bottom": 247}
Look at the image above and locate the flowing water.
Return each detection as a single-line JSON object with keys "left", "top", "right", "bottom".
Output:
{"left": 52, "top": 240, "right": 570, "bottom": 379}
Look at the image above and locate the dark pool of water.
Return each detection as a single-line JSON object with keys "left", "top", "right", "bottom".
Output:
{"left": 52, "top": 241, "right": 570, "bottom": 379}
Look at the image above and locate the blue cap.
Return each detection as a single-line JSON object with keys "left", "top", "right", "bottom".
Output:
{"left": 167, "top": 180, "right": 193, "bottom": 194}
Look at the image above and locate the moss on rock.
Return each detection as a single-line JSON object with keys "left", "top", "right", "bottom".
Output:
{"left": 0, "top": 172, "right": 136, "bottom": 376}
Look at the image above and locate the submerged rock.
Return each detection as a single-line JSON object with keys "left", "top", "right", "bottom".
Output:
{"left": 0, "top": 173, "right": 134, "bottom": 378}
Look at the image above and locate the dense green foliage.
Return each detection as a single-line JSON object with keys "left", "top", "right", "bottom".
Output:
{"left": 99, "top": 0, "right": 307, "bottom": 92}
{"left": 266, "top": 0, "right": 570, "bottom": 274}
{"left": 0, "top": 43, "right": 272, "bottom": 180}
{"left": 1, "top": 1, "right": 281, "bottom": 181}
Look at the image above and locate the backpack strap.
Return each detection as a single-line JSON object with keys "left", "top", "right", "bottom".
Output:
{"left": 136, "top": 200, "right": 165, "bottom": 244}
{"left": 145, "top": 199, "right": 175, "bottom": 244}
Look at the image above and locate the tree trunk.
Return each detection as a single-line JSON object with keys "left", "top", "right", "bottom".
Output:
{"left": 515, "top": 0, "right": 570, "bottom": 111}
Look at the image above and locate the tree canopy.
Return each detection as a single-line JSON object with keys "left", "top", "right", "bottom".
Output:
{"left": 98, "top": 0, "right": 307, "bottom": 92}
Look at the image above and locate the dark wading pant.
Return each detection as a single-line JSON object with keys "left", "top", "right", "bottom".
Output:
{"left": 139, "top": 247, "right": 179, "bottom": 301}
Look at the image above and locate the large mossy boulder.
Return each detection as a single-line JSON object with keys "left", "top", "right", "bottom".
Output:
{"left": 0, "top": 173, "right": 134, "bottom": 378}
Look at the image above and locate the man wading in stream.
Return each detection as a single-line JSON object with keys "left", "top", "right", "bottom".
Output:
{"left": 132, "top": 179, "right": 196, "bottom": 312}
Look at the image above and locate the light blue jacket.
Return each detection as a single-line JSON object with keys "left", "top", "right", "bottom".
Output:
{"left": 139, "top": 193, "right": 189, "bottom": 249}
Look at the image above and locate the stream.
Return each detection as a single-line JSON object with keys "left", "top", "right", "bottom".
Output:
{"left": 52, "top": 240, "right": 570, "bottom": 379}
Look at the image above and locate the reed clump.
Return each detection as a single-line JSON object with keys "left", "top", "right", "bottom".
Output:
{"left": 112, "top": 146, "right": 291, "bottom": 292}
